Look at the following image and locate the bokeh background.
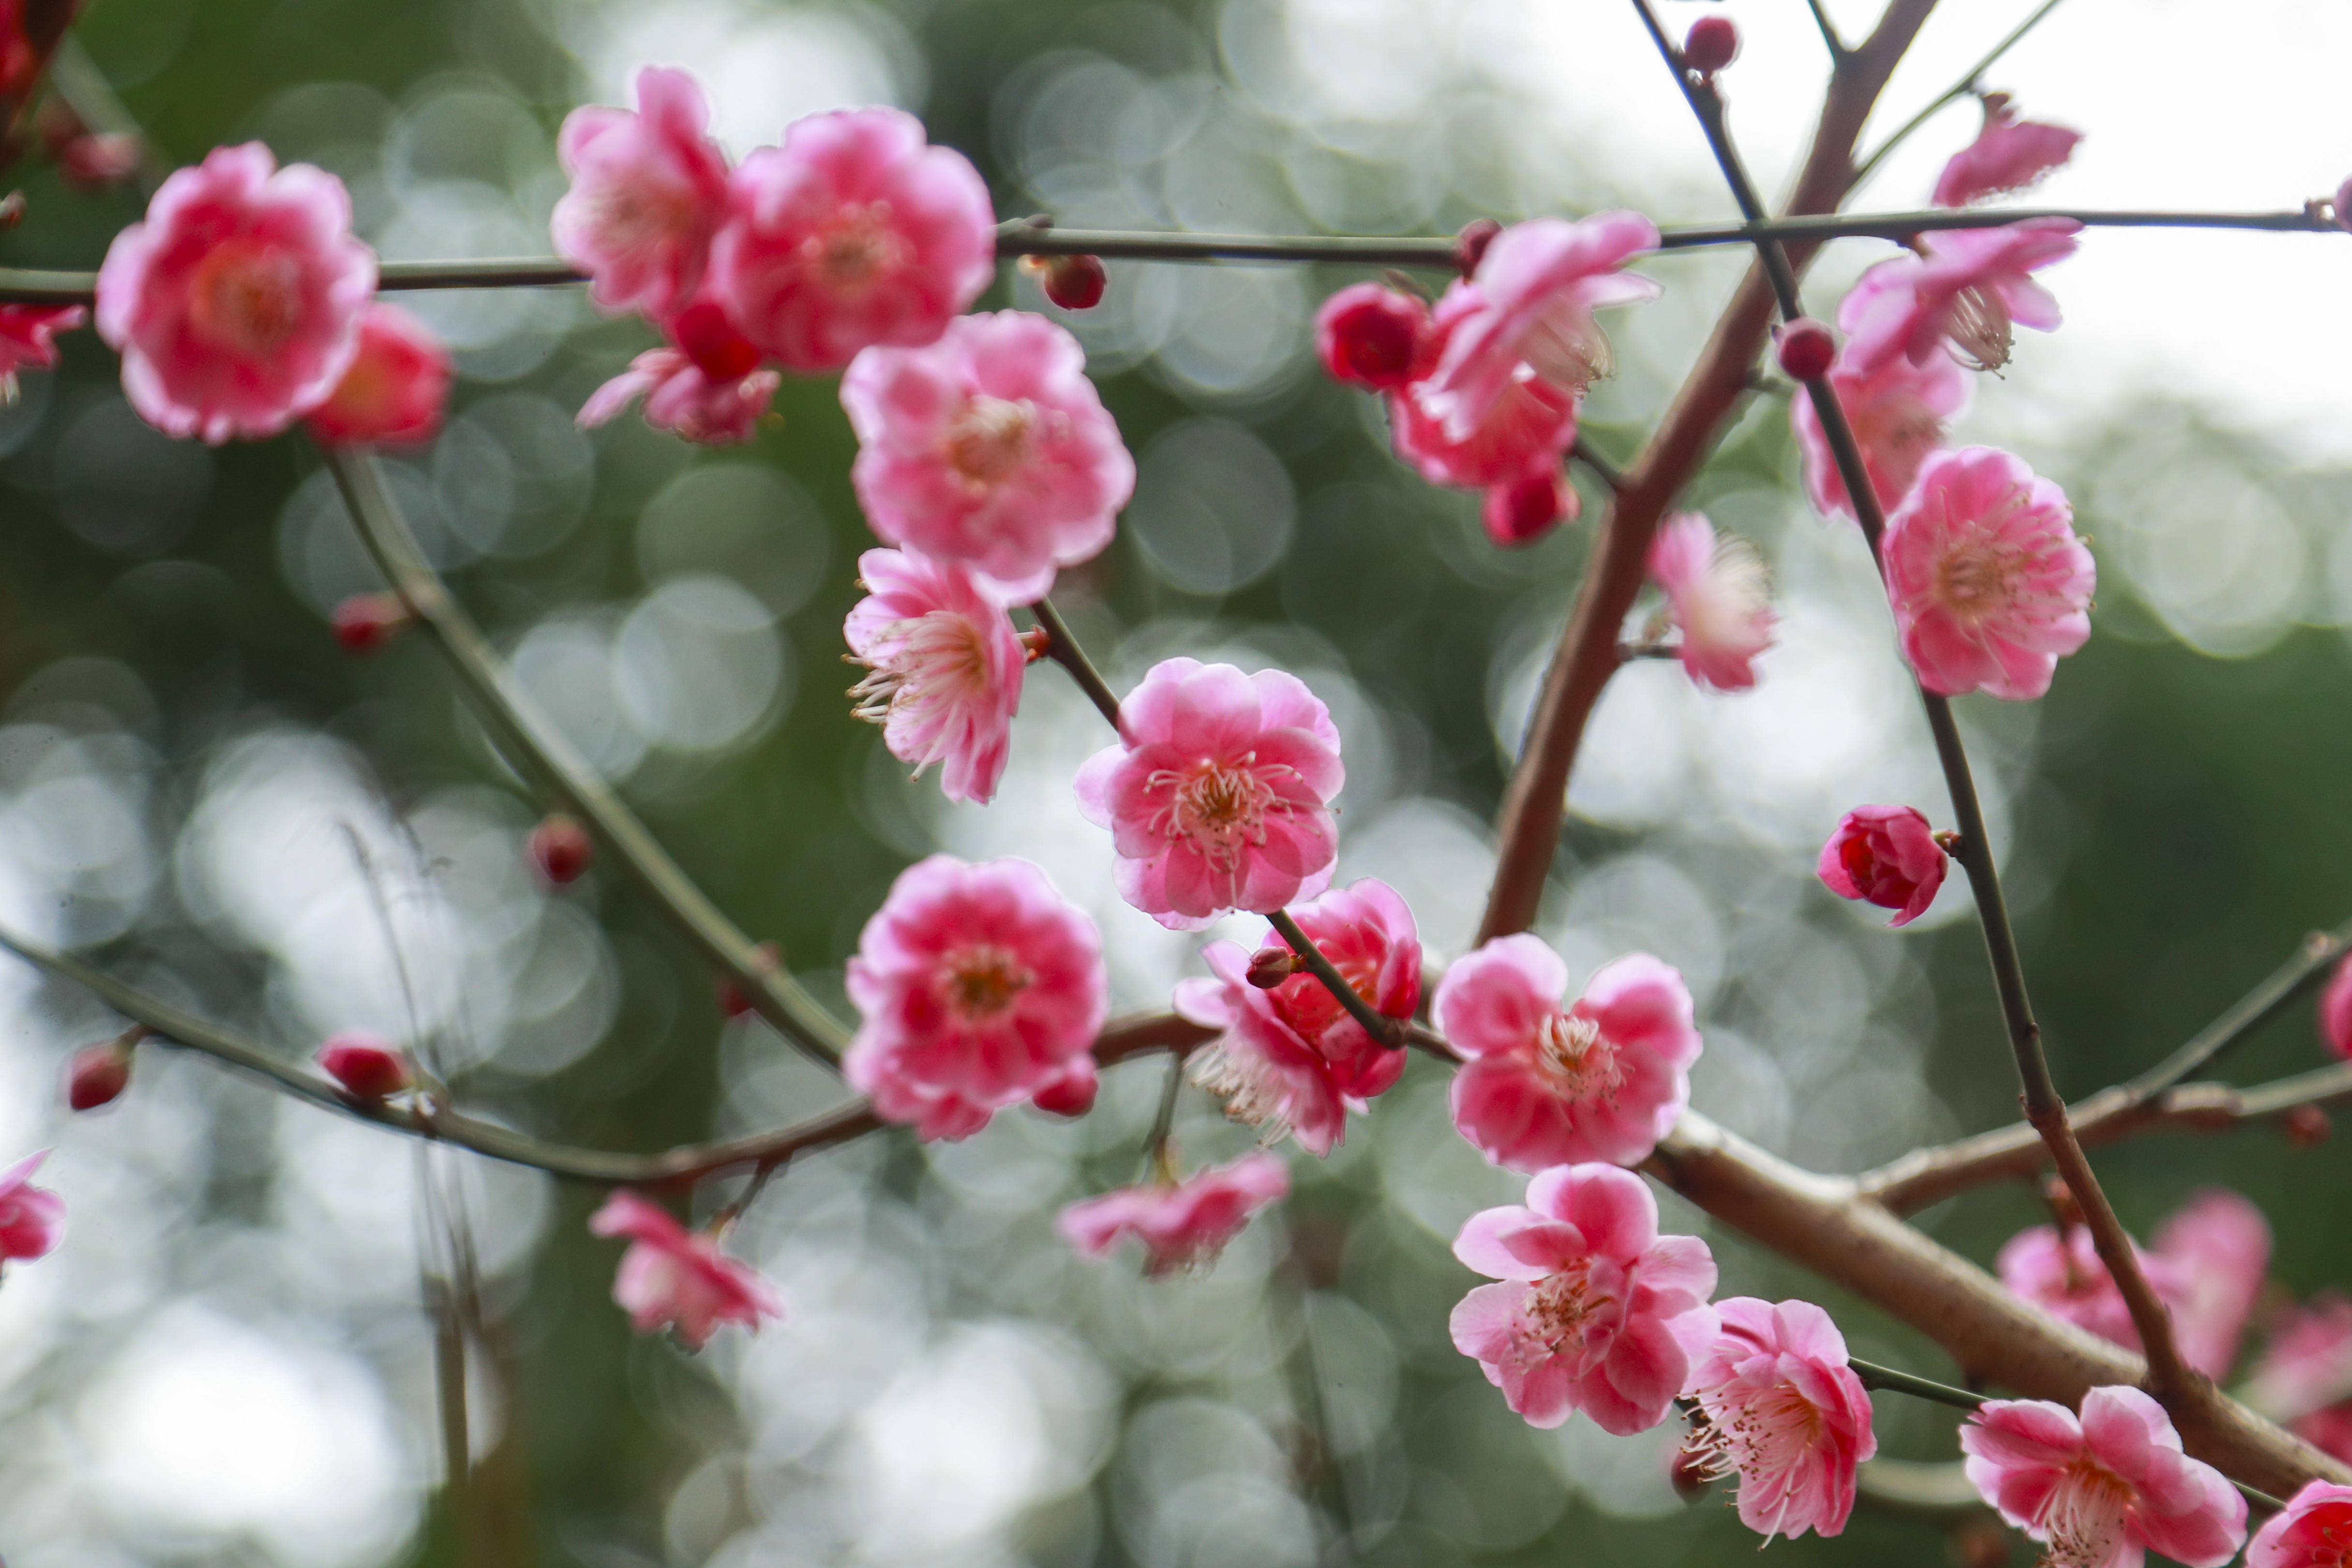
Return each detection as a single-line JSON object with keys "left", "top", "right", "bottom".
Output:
{"left": 2, "top": 0, "right": 2350, "bottom": 1563}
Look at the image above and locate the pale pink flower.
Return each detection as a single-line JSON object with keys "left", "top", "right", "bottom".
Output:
{"left": 843, "top": 547, "right": 1026, "bottom": 805}
{"left": 577, "top": 346, "right": 780, "bottom": 444}
{"left": 0, "top": 304, "right": 84, "bottom": 399}
{"left": 1841, "top": 217, "right": 2081, "bottom": 373}
{"left": 552, "top": 67, "right": 732, "bottom": 319}
{"left": 1417, "top": 212, "right": 1661, "bottom": 440}
{"left": 1645, "top": 512, "right": 1775, "bottom": 693}
{"left": 2250, "top": 1481, "right": 2352, "bottom": 1568}
{"left": 1997, "top": 1222, "right": 2185, "bottom": 1354}
{"left": 305, "top": 303, "right": 450, "bottom": 447}
{"left": 1173, "top": 878, "right": 1419, "bottom": 1156}
{"left": 711, "top": 106, "right": 995, "bottom": 372}
{"left": 1960, "top": 1387, "right": 2246, "bottom": 1568}
{"left": 589, "top": 1190, "right": 783, "bottom": 1351}
{"left": 1682, "top": 1298, "right": 1877, "bottom": 1541}
{"left": 2153, "top": 1188, "right": 2270, "bottom": 1379}
{"left": 1816, "top": 804, "right": 1948, "bottom": 927}
{"left": 2250, "top": 1293, "right": 2352, "bottom": 1443}
{"left": 1438, "top": 939, "right": 1701, "bottom": 1173}
{"left": 1073, "top": 659, "right": 1344, "bottom": 932}
{"left": 95, "top": 142, "right": 377, "bottom": 443}
{"left": 841, "top": 310, "right": 1134, "bottom": 597}
{"left": 1058, "top": 1151, "right": 1289, "bottom": 1276}
{"left": 1883, "top": 445, "right": 2094, "bottom": 701}
{"left": 2321, "top": 952, "right": 2352, "bottom": 1060}
{"left": 844, "top": 855, "right": 1109, "bottom": 1140}
{"left": 1790, "top": 342, "right": 1973, "bottom": 520}
{"left": 1932, "top": 95, "right": 2083, "bottom": 209}
{"left": 1388, "top": 280, "right": 1579, "bottom": 493}
{"left": 0, "top": 1150, "right": 63, "bottom": 1270}
{"left": 1449, "top": 1162, "right": 1718, "bottom": 1434}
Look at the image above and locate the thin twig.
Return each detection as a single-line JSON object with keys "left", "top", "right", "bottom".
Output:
{"left": 1027, "top": 597, "right": 1123, "bottom": 731}
{"left": 1850, "top": 0, "right": 2072, "bottom": 192}
{"left": 1802, "top": 0, "right": 1849, "bottom": 58}
{"left": 1569, "top": 434, "right": 1625, "bottom": 491}
{"left": 1268, "top": 909, "right": 1406, "bottom": 1050}
{"left": 1851, "top": 1356, "right": 1983, "bottom": 1411}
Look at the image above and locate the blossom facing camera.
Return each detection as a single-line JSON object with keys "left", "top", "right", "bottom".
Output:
{"left": 1791, "top": 341, "right": 1973, "bottom": 520}
{"left": 1058, "top": 1151, "right": 1289, "bottom": 1276}
{"left": 843, "top": 547, "right": 1027, "bottom": 805}
{"left": 712, "top": 106, "right": 996, "bottom": 372}
{"left": 1314, "top": 282, "right": 1433, "bottom": 393}
{"left": 1960, "top": 1387, "right": 2246, "bottom": 1568}
{"left": 1645, "top": 512, "right": 1775, "bottom": 693}
{"left": 305, "top": 304, "right": 451, "bottom": 448}
{"left": 332, "top": 592, "right": 409, "bottom": 655}
{"left": 1438, "top": 937, "right": 1702, "bottom": 1172}
{"left": 96, "top": 142, "right": 377, "bottom": 443}
{"left": 1682, "top": 1298, "right": 1877, "bottom": 1541}
{"left": 0, "top": 303, "right": 84, "bottom": 400}
{"left": 1816, "top": 805, "right": 1947, "bottom": 926}
{"left": 2320, "top": 950, "right": 2352, "bottom": 1060}
{"left": 1882, "top": 446, "right": 2094, "bottom": 701}
{"left": 576, "top": 346, "right": 781, "bottom": 445}
{"left": 589, "top": 1190, "right": 783, "bottom": 1350}
{"left": 552, "top": 66, "right": 732, "bottom": 319}
{"left": 844, "top": 855, "right": 1108, "bottom": 1140}
{"left": 1449, "top": 1163, "right": 1718, "bottom": 1434}
{"left": 317, "top": 1033, "right": 411, "bottom": 1100}
{"left": 529, "top": 814, "right": 594, "bottom": 886}
{"left": 1932, "top": 94, "right": 2082, "bottom": 209}
{"left": 2249, "top": 1482, "right": 2352, "bottom": 1568}
{"left": 0, "top": 1151, "right": 63, "bottom": 1270}
{"left": 65, "top": 1038, "right": 134, "bottom": 1111}
{"left": 1073, "top": 659, "right": 1344, "bottom": 930}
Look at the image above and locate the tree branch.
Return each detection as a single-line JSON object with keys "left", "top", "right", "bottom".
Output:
{"left": 1849, "top": 0, "right": 2073, "bottom": 192}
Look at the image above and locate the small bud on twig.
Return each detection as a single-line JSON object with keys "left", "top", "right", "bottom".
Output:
{"left": 318, "top": 1033, "right": 412, "bottom": 1101}
{"left": 1775, "top": 317, "right": 1837, "bottom": 382}
{"left": 1018, "top": 253, "right": 1108, "bottom": 311}
{"left": 1682, "top": 15, "right": 1740, "bottom": 75}
{"left": 332, "top": 592, "right": 410, "bottom": 655}
{"left": 2283, "top": 1104, "right": 2332, "bottom": 1148}
{"left": 528, "top": 813, "right": 594, "bottom": 886}
{"left": 65, "top": 1028, "right": 142, "bottom": 1111}
{"left": 1246, "top": 945, "right": 1304, "bottom": 989}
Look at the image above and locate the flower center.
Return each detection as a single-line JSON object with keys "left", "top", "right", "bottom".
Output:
{"left": 1521, "top": 302, "right": 1616, "bottom": 396}
{"left": 848, "top": 610, "right": 990, "bottom": 731}
{"left": 186, "top": 240, "right": 306, "bottom": 356}
{"left": 1933, "top": 541, "right": 2012, "bottom": 623}
{"left": 1533, "top": 1011, "right": 1622, "bottom": 1104}
{"left": 1190, "top": 1042, "right": 1292, "bottom": 1141}
{"left": 940, "top": 943, "right": 1033, "bottom": 1021}
{"left": 1505, "top": 1261, "right": 1623, "bottom": 1377}
{"left": 803, "top": 204, "right": 909, "bottom": 296}
{"left": 2037, "top": 1461, "right": 2132, "bottom": 1568}
{"left": 1946, "top": 284, "right": 2014, "bottom": 372}
{"left": 592, "top": 181, "right": 696, "bottom": 254}
{"left": 1147, "top": 756, "right": 1290, "bottom": 869}
{"left": 943, "top": 395, "right": 1037, "bottom": 487}
{"left": 1686, "top": 1382, "right": 1831, "bottom": 1531}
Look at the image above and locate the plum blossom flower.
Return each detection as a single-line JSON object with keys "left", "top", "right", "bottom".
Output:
{"left": 1449, "top": 1163, "right": 1718, "bottom": 1434}
{"left": 841, "top": 311, "right": 1134, "bottom": 597}
{"left": 95, "top": 142, "right": 377, "bottom": 443}
{"left": 1790, "top": 341, "right": 1973, "bottom": 520}
{"left": 577, "top": 346, "right": 780, "bottom": 444}
{"left": 2249, "top": 1293, "right": 2352, "bottom": 1460}
{"left": 1933, "top": 95, "right": 2083, "bottom": 209}
{"left": 1645, "top": 512, "right": 1775, "bottom": 692}
{"left": 2321, "top": 952, "right": 2352, "bottom": 1060}
{"left": 843, "top": 547, "right": 1026, "bottom": 805}
{"left": 1437, "top": 938, "right": 1702, "bottom": 1173}
{"left": 1058, "top": 1152, "right": 1289, "bottom": 1276}
{"left": 1842, "top": 217, "right": 2081, "bottom": 373}
{"left": 0, "top": 304, "right": 84, "bottom": 401}
{"left": 1314, "top": 282, "right": 1433, "bottom": 392}
{"left": 1073, "top": 659, "right": 1344, "bottom": 932}
{"left": 589, "top": 1190, "right": 782, "bottom": 1350}
{"left": 1817, "top": 805, "right": 1947, "bottom": 926}
{"left": 1997, "top": 1222, "right": 2185, "bottom": 1356}
{"left": 2250, "top": 1482, "right": 2352, "bottom": 1568}
{"left": 712, "top": 106, "right": 995, "bottom": 373}
{"left": 1173, "top": 878, "right": 1420, "bottom": 1156}
{"left": 1681, "top": 1298, "right": 1877, "bottom": 1541}
{"left": 551, "top": 66, "right": 732, "bottom": 318}
{"left": 1387, "top": 282, "right": 1580, "bottom": 494}
{"left": 1960, "top": 1387, "right": 2246, "bottom": 1568}
{"left": 845, "top": 855, "right": 1108, "bottom": 1140}
{"left": 2153, "top": 1189, "right": 2270, "bottom": 1379}
{"left": 1883, "top": 445, "right": 2094, "bottom": 701}
{"left": 0, "top": 1150, "right": 63, "bottom": 1272}
{"left": 305, "top": 303, "right": 450, "bottom": 447}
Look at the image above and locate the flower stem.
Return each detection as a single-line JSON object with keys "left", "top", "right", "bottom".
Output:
{"left": 1027, "top": 597, "right": 1124, "bottom": 731}
{"left": 1269, "top": 908, "right": 1406, "bottom": 1050}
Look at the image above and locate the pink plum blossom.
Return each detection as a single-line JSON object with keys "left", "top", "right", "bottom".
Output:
{"left": 843, "top": 547, "right": 1026, "bottom": 805}
{"left": 1682, "top": 1298, "right": 1877, "bottom": 1541}
{"left": 1960, "top": 1387, "right": 2247, "bottom": 1568}
{"left": 1173, "top": 878, "right": 1420, "bottom": 1156}
{"left": 1932, "top": 95, "right": 2083, "bottom": 209}
{"left": 1790, "top": 341, "right": 1973, "bottom": 520}
{"left": 95, "top": 142, "right": 377, "bottom": 443}
{"left": 1449, "top": 1163, "right": 1718, "bottom": 1434}
{"left": 711, "top": 106, "right": 995, "bottom": 373}
{"left": 1073, "top": 659, "right": 1344, "bottom": 932}
{"left": 0, "top": 303, "right": 83, "bottom": 400}
{"left": 2153, "top": 1188, "right": 2270, "bottom": 1379}
{"left": 2321, "top": 952, "right": 2352, "bottom": 1060}
{"left": 0, "top": 1150, "right": 63, "bottom": 1271}
{"left": 844, "top": 855, "right": 1108, "bottom": 1140}
{"left": 1314, "top": 281, "right": 1433, "bottom": 392}
{"left": 1997, "top": 1222, "right": 2186, "bottom": 1356}
{"left": 1645, "top": 512, "right": 1775, "bottom": 692}
{"left": 1817, "top": 805, "right": 1947, "bottom": 927}
{"left": 1387, "top": 279, "right": 1580, "bottom": 524}
{"left": 577, "top": 346, "right": 780, "bottom": 444}
{"left": 2250, "top": 1293, "right": 2352, "bottom": 1459}
{"left": 588, "top": 1190, "right": 782, "bottom": 1350}
{"left": 1437, "top": 938, "right": 1702, "bottom": 1173}
{"left": 1058, "top": 1151, "right": 1289, "bottom": 1276}
{"left": 841, "top": 311, "right": 1134, "bottom": 597}
{"left": 2250, "top": 1481, "right": 2352, "bottom": 1568}
{"left": 305, "top": 303, "right": 450, "bottom": 447}
{"left": 1883, "top": 445, "right": 2094, "bottom": 701}
{"left": 551, "top": 66, "right": 732, "bottom": 319}
{"left": 1841, "top": 217, "right": 2081, "bottom": 373}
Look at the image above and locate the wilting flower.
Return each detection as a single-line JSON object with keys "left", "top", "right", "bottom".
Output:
{"left": 1932, "top": 94, "right": 2083, "bottom": 209}
{"left": 712, "top": 106, "right": 995, "bottom": 372}
{"left": 1314, "top": 282, "right": 1433, "bottom": 392}
{"left": 1645, "top": 512, "right": 1775, "bottom": 692}
{"left": 1883, "top": 445, "right": 2094, "bottom": 701}
{"left": 841, "top": 310, "right": 1134, "bottom": 597}
{"left": 1816, "top": 804, "right": 1947, "bottom": 927}
{"left": 96, "top": 142, "right": 377, "bottom": 443}
{"left": 589, "top": 1190, "right": 783, "bottom": 1350}
{"left": 2249, "top": 1481, "right": 2352, "bottom": 1568}
{"left": 0, "top": 1150, "right": 63, "bottom": 1271}
{"left": 305, "top": 303, "right": 451, "bottom": 447}
{"left": 1842, "top": 217, "right": 2081, "bottom": 374}
{"left": 551, "top": 66, "right": 732, "bottom": 318}
{"left": 1073, "top": 659, "right": 1344, "bottom": 931}
{"left": 1682, "top": 1298, "right": 1877, "bottom": 1541}
{"left": 1790, "top": 341, "right": 1973, "bottom": 520}
{"left": 1449, "top": 1162, "right": 1718, "bottom": 1434}
{"left": 2322, "top": 951, "right": 2352, "bottom": 1061}
{"left": 576, "top": 346, "right": 780, "bottom": 444}
{"left": 1058, "top": 1151, "right": 1289, "bottom": 1276}
{"left": 1960, "top": 1387, "right": 2246, "bottom": 1568}
{"left": 844, "top": 855, "right": 1108, "bottom": 1140}
{"left": 0, "top": 304, "right": 84, "bottom": 401}
{"left": 1438, "top": 938, "right": 1702, "bottom": 1173}
{"left": 843, "top": 548, "right": 1027, "bottom": 805}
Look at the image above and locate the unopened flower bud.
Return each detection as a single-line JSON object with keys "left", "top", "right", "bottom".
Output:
{"left": 1018, "top": 252, "right": 1108, "bottom": 311}
{"left": 1483, "top": 469, "right": 1574, "bottom": 547}
{"left": 1030, "top": 1068, "right": 1099, "bottom": 1118}
{"left": 669, "top": 297, "right": 762, "bottom": 381}
{"left": 1667, "top": 1437, "right": 1714, "bottom": 1502}
{"left": 528, "top": 813, "right": 594, "bottom": 886}
{"left": 1246, "top": 945, "right": 1303, "bottom": 989}
{"left": 1776, "top": 317, "right": 1837, "bottom": 382}
{"left": 318, "top": 1033, "right": 411, "bottom": 1100}
{"left": 1313, "top": 282, "right": 1432, "bottom": 392}
{"left": 332, "top": 592, "right": 409, "bottom": 655}
{"left": 2283, "top": 1104, "right": 2333, "bottom": 1148}
{"left": 65, "top": 1036, "right": 135, "bottom": 1110}
{"left": 1453, "top": 217, "right": 1503, "bottom": 279}
{"left": 718, "top": 941, "right": 784, "bottom": 1020}
{"left": 1682, "top": 15, "right": 1740, "bottom": 74}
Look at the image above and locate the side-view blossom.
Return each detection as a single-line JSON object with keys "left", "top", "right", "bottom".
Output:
{"left": 96, "top": 141, "right": 377, "bottom": 443}
{"left": 1073, "top": 659, "right": 1344, "bottom": 931}
{"left": 0, "top": 303, "right": 84, "bottom": 400}
{"left": 2152, "top": 1188, "right": 2270, "bottom": 1379}
{"left": 1314, "top": 282, "right": 1433, "bottom": 392}
{"left": 1450, "top": 1163, "right": 1717, "bottom": 1435}
{"left": 1058, "top": 1151, "right": 1288, "bottom": 1276}
{"left": 2321, "top": 951, "right": 2352, "bottom": 1060}
{"left": 1883, "top": 445, "right": 2094, "bottom": 702}
{"left": 1790, "top": 341, "right": 1973, "bottom": 520}
{"left": 841, "top": 310, "right": 1133, "bottom": 596}
{"left": 551, "top": 66, "right": 732, "bottom": 319}
{"left": 589, "top": 1190, "right": 783, "bottom": 1351}
{"left": 304, "top": 303, "right": 451, "bottom": 447}
{"left": 1438, "top": 937, "right": 1701, "bottom": 1172}
{"left": 1841, "top": 217, "right": 2081, "bottom": 374}
{"left": 2249, "top": 1481, "right": 2352, "bottom": 1568}
{"left": 2249, "top": 1292, "right": 2352, "bottom": 1461}
{"left": 712, "top": 105, "right": 995, "bottom": 372}
{"left": 1645, "top": 512, "right": 1775, "bottom": 692}
{"left": 845, "top": 855, "right": 1108, "bottom": 1139}
{"left": 1960, "top": 1387, "right": 2246, "bottom": 1568}
{"left": 577, "top": 346, "right": 780, "bottom": 444}
{"left": 844, "top": 547, "right": 1026, "bottom": 805}
{"left": 1174, "top": 878, "right": 1420, "bottom": 1155}
{"left": 0, "top": 1150, "right": 63, "bottom": 1271}
{"left": 1682, "top": 1298, "right": 1877, "bottom": 1541}
{"left": 1817, "top": 805, "right": 1947, "bottom": 927}
{"left": 1932, "top": 94, "right": 2083, "bottom": 209}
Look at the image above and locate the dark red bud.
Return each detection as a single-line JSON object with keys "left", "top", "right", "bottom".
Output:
{"left": 1453, "top": 218, "right": 1503, "bottom": 279}
{"left": 1682, "top": 15, "right": 1740, "bottom": 74}
{"left": 1776, "top": 317, "right": 1837, "bottom": 382}
{"left": 2284, "top": 1104, "right": 2333, "bottom": 1148}
{"left": 1314, "top": 284, "right": 1433, "bottom": 392}
{"left": 1030, "top": 1071, "right": 1099, "bottom": 1118}
{"left": 332, "top": 592, "right": 409, "bottom": 655}
{"left": 1039, "top": 253, "right": 1108, "bottom": 311}
{"left": 528, "top": 814, "right": 594, "bottom": 886}
{"left": 65, "top": 1038, "right": 134, "bottom": 1111}
{"left": 1482, "top": 469, "right": 1573, "bottom": 547}
{"left": 318, "top": 1035, "right": 412, "bottom": 1100}
{"left": 669, "top": 299, "right": 762, "bottom": 382}
{"left": 1247, "top": 946, "right": 1303, "bottom": 989}
{"left": 1667, "top": 1440, "right": 1713, "bottom": 1502}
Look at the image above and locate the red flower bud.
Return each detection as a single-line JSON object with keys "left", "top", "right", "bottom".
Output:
{"left": 528, "top": 813, "right": 594, "bottom": 886}
{"left": 65, "top": 1037, "right": 134, "bottom": 1111}
{"left": 1682, "top": 15, "right": 1740, "bottom": 74}
{"left": 1312, "top": 282, "right": 1433, "bottom": 392}
{"left": 1667, "top": 1440, "right": 1715, "bottom": 1502}
{"left": 1029, "top": 1069, "right": 1099, "bottom": 1118}
{"left": 1817, "top": 805, "right": 1948, "bottom": 926}
{"left": 318, "top": 1033, "right": 411, "bottom": 1100}
{"left": 2284, "top": 1104, "right": 2333, "bottom": 1149}
{"left": 1776, "top": 317, "right": 1837, "bottom": 382}
{"left": 669, "top": 298, "right": 762, "bottom": 382}
{"left": 1482, "top": 469, "right": 1575, "bottom": 547}
{"left": 332, "top": 592, "right": 409, "bottom": 655}
{"left": 1453, "top": 217, "right": 1503, "bottom": 279}
{"left": 1032, "top": 253, "right": 1109, "bottom": 311}
{"left": 1246, "top": 945, "right": 1303, "bottom": 989}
